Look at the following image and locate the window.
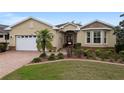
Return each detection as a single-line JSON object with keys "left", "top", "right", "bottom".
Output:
{"left": 87, "top": 32, "right": 90, "bottom": 43}
{"left": 104, "top": 32, "right": 106, "bottom": 43}
{"left": 25, "top": 36, "right": 28, "bottom": 38}
{"left": 29, "top": 35, "right": 32, "bottom": 38}
{"left": 94, "top": 31, "right": 101, "bottom": 43}
{"left": 17, "top": 36, "right": 20, "bottom": 38}
{"left": 0, "top": 35, "right": 3, "bottom": 38}
{"left": 21, "top": 36, "right": 24, "bottom": 38}
{"left": 5, "top": 34, "right": 9, "bottom": 40}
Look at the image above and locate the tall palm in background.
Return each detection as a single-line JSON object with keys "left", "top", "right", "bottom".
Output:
{"left": 36, "top": 29, "right": 53, "bottom": 55}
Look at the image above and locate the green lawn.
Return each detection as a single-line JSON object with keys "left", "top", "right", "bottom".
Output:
{"left": 2, "top": 61, "right": 124, "bottom": 80}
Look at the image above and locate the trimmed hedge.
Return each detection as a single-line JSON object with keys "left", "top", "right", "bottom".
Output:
{"left": 48, "top": 53, "right": 56, "bottom": 61}
{"left": 39, "top": 53, "right": 47, "bottom": 58}
{"left": 57, "top": 53, "right": 64, "bottom": 59}
{"left": 32, "top": 57, "right": 42, "bottom": 63}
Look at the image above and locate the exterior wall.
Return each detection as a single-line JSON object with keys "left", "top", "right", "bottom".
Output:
{"left": 77, "top": 29, "right": 116, "bottom": 47}
{"left": 107, "top": 29, "right": 116, "bottom": 47}
{"left": 56, "top": 31, "right": 64, "bottom": 49}
{"left": 62, "top": 24, "right": 78, "bottom": 31}
{"left": 9, "top": 19, "right": 58, "bottom": 48}
{"left": 77, "top": 31, "right": 85, "bottom": 46}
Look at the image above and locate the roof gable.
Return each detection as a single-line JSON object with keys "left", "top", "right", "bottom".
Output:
{"left": 61, "top": 23, "right": 80, "bottom": 31}
{"left": 81, "top": 20, "right": 114, "bottom": 29}
{"left": 56, "top": 22, "right": 81, "bottom": 28}
{"left": 6, "top": 17, "right": 53, "bottom": 30}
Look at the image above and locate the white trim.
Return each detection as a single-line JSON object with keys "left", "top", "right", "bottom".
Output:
{"left": 5, "top": 17, "right": 54, "bottom": 30}
{"left": 81, "top": 20, "right": 114, "bottom": 29}
{"left": 101, "top": 31, "right": 104, "bottom": 44}
{"left": 91, "top": 31, "right": 94, "bottom": 44}
{"left": 82, "top": 27, "right": 112, "bottom": 30}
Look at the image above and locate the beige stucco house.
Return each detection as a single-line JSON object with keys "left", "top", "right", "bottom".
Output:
{"left": 5, "top": 17, "right": 116, "bottom": 51}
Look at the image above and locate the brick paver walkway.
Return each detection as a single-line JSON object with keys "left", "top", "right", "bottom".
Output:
{"left": 0, "top": 51, "right": 40, "bottom": 78}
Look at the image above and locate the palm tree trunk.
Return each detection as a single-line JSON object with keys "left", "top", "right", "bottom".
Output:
{"left": 43, "top": 39, "right": 46, "bottom": 54}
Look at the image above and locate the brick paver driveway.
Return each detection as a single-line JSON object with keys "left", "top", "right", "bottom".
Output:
{"left": 0, "top": 51, "right": 40, "bottom": 78}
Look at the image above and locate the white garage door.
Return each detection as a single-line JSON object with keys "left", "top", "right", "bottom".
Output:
{"left": 16, "top": 35, "right": 37, "bottom": 51}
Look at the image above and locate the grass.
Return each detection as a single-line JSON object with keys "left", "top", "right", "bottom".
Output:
{"left": 2, "top": 61, "right": 124, "bottom": 80}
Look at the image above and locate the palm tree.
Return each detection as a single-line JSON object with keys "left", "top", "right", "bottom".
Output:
{"left": 36, "top": 29, "right": 54, "bottom": 55}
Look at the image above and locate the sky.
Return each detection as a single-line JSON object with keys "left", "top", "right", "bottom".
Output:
{"left": 0, "top": 12, "right": 123, "bottom": 26}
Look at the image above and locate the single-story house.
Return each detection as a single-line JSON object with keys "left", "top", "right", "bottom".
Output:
{"left": 0, "top": 24, "right": 9, "bottom": 43}
{"left": 5, "top": 17, "right": 116, "bottom": 51}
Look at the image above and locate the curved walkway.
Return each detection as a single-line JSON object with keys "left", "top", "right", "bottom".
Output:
{"left": 27, "top": 58, "right": 124, "bottom": 66}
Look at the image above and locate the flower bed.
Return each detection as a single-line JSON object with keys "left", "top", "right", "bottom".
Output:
{"left": 31, "top": 48, "right": 124, "bottom": 64}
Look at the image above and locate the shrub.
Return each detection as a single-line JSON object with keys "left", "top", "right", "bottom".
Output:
{"left": 106, "top": 50, "right": 113, "bottom": 57}
{"left": 83, "top": 49, "right": 94, "bottom": 58}
{"left": 49, "top": 50, "right": 52, "bottom": 52}
{"left": 73, "top": 49, "right": 83, "bottom": 58}
{"left": 39, "top": 53, "right": 47, "bottom": 58}
{"left": 99, "top": 52, "right": 107, "bottom": 61}
{"left": 119, "top": 51, "right": 124, "bottom": 61}
{"left": 0, "top": 43, "right": 7, "bottom": 52}
{"left": 111, "top": 53, "right": 120, "bottom": 62}
{"left": 108, "top": 49, "right": 114, "bottom": 53}
{"left": 97, "top": 50, "right": 112, "bottom": 61}
{"left": 115, "top": 44, "right": 124, "bottom": 53}
{"left": 57, "top": 53, "right": 64, "bottom": 59}
{"left": 95, "top": 49, "right": 101, "bottom": 57}
{"left": 48, "top": 53, "right": 56, "bottom": 61}
{"left": 74, "top": 43, "right": 81, "bottom": 49}
{"left": 32, "top": 57, "right": 41, "bottom": 63}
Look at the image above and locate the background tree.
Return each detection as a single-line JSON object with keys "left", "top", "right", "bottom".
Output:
{"left": 114, "top": 14, "right": 124, "bottom": 52}
{"left": 36, "top": 29, "right": 53, "bottom": 56}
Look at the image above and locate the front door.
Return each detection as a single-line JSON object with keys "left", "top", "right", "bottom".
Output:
{"left": 64, "top": 31, "right": 77, "bottom": 47}
{"left": 66, "top": 34, "right": 73, "bottom": 45}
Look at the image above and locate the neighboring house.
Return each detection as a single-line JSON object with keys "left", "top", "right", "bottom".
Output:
{"left": 5, "top": 17, "right": 116, "bottom": 51}
{"left": 0, "top": 24, "right": 9, "bottom": 43}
